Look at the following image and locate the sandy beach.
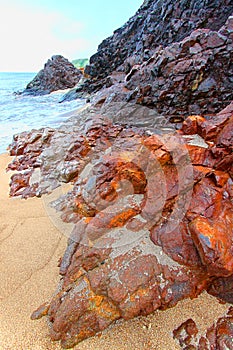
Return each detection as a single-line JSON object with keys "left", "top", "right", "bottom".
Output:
{"left": 0, "top": 152, "right": 230, "bottom": 350}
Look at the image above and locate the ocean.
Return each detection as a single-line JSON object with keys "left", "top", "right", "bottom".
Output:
{"left": 0, "top": 72, "right": 84, "bottom": 154}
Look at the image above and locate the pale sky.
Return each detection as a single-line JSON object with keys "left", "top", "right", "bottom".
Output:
{"left": 0, "top": 0, "right": 143, "bottom": 72}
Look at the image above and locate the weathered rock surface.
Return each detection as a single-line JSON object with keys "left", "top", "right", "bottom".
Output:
{"left": 7, "top": 101, "right": 233, "bottom": 348}
{"left": 7, "top": 127, "right": 55, "bottom": 197}
{"left": 85, "top": 0, "right": 233, "bottom": 82}
{"left": 58, "top": 1, "right": 233, "bottom": 120}
{"left": 22, "top": 55, "right": 82, "bottom": 96}
{"left": 83, "top": 13, "right": 233, "bottom": 118}
{"left": 124, "top": 16, "right": 233, "bottom": 116}
{"left": 6, "top": 1, "right": 233, "bottom": 349}
{"left": 173, "top": 307, "right": 233, "bottom": 349}
{"left": 76, "top": 0, "right": 233, "bottom": 107}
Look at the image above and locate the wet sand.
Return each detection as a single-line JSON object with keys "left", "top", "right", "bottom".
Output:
{"left": 0, "top": 153, "right": 229, "bottom": 350}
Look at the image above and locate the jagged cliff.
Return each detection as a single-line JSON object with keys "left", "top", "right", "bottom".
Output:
{"left": 85, "top": 0, "right": 233, "bottom": 80}
{"left": 61, "top": 0, "right": 233, "bottom": 118}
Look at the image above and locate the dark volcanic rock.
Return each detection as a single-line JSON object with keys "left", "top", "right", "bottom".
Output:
{"left": 84, "top": 0, "right": 233, "bottom": 84}
{"left": 66, "top": 2, "right": 233, "bottom": 119}
{"left": 124, "top": 17, "right": 233, "bottom": 116}
{"left": 22, "top": 55, "right": 82, "bottom": 96}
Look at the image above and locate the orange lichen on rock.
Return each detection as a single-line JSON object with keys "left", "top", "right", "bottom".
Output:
{"left": 108, "top": 208, "right": 140, "bottom": 228}
{"left": 190, "top": 216, "right": 233, "bottom": 275}
{"left": 7, "top": 101, "right": 232, "bottom": 349}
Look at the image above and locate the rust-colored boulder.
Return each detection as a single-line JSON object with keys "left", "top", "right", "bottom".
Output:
{"left": 7, "top": 101, "right": 233, "bottom": 348}
{"left": 173, "top": 307, "right": 233, "bottom": 349}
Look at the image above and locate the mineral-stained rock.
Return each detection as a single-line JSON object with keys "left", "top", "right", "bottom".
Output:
{"left": 30, "top": 302, "right": 50, "bottom": 320}
{"left": 6, "top": 0, "right": 233, "bottom": 348}
{"left": 8, "top": 127, "right": 55, "bottom": 162}
{"left": 7, "top": 127, "right": 55, "bottom": 198}
{"left": 21, "top": 55, "right": 82, "bottom": 96}
{"left": 208, "top": 275, "right": 233, "bottom": 305}
{"left": 173, "top": 318, "right": 198, "bottom": 348}
{"left": 7, "top": 101, "right": 233, "bottom": 348}
{"left": 173, "top": 307, "right": 233, "bottom": 349}
{"left": 9, "top": 171, "right": 39, "bottom": 198}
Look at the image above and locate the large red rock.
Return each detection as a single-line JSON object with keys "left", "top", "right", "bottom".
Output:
{"left": 6, "top": 1, "right": 233, "bottom": 348}
{"left": 7, "top": 101, "right": 233, "bottom": 348}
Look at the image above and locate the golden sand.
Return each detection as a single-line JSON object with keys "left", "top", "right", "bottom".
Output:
{"left": 0, "top": 153, "right": 229, "bottom": 350}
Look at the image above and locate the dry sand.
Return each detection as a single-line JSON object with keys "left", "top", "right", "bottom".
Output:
{"left": 0, "top": 153, "right": 230, "bottom": 350}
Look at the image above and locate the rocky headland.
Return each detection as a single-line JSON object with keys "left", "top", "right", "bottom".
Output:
{"left": 21, "top": 55, "right": 82, "bottom": 96}
{"left": 6, "top": 0, "right": 233, "bottom": 349}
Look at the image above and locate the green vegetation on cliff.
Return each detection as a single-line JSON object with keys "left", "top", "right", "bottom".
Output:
{"left": 72, "top": 59, "right": 89, "bottom": 69}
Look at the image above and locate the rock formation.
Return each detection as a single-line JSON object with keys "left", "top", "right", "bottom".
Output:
{"left": 124, "top": 17, "right": 233, "bottom": 116}
{"left": 22, "top": 55, "right": 82, "bottom": 96}
{"left": 63, "top": 0, "right": 233, "bottom": 118}
{"left": 7, "top": 101, "right": 233, "bottom": 348}
{"left": 173, "top": 307, "right": 233, "bottom": 349}
{"left": 82, "top": 17, "right": 233, "bottom": 117}
{"left": 6, "top": 0, "right": 233, "bottom": 348}
{"left": 85, "top": 0, "right": 233, "bottom": 81}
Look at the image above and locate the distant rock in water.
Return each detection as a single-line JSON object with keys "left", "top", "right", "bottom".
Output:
{"left": 22, "top": 55, "right": 82, "bottom": 96}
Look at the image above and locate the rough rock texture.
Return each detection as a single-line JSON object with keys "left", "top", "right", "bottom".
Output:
{"left": 173, "top": 307, "right": 233, "bottom": 349}
{"left": 85, "top": 0, "right": 233, "bottom": 81}
{"left": 83, "top": 13, "right": 233, "bottom": 118}
{"left": 22, "top": 55, "right": 82, "bottom": 96}
{"left": 62, "top": 2, "right": 233, "bottom": 118}
{"left": 6, "top": 1, "right": 233, "bottom": 349}
{"left": 124, "top": 17, "right": 233, "bottom": 116}
{"left": 7, "top": 101, "right": 233, "bottom": 348}
{"left": 7, "top": 127, "right": 55, "bottom": 197}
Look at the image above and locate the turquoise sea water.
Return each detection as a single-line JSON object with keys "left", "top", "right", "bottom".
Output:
{"left": 0, "top": 72, "right": 84, "bottom": 154}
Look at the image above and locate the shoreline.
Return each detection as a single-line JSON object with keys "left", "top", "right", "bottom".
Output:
{"left": 0, "top": 153, "right": 230, "bottom": 349}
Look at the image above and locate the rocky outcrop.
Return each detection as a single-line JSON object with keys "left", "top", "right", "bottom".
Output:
{"left": 83, "top": 12, "right": 233, "bottom": 119}
{"left": 22, "top": 55, "right": 82, "bottom": 96}
{"left": 173, "top": 307, "right": 233, "bottom": 349}
{"left": 7, "top": 127, "right": 55, "bottom": 197}
{"left": 7, "top": 101, "right": 233, "bottom": 348}
{"left": 124, "top": 16, "right": 233, "bottom": 116}
{"left": 85, "top": 0, "right": 233, "bottom": 80}
{"left": 6, "top": 1, "right": 233, "bottom": 349}
{"left": 64, "top": 3, "right": 233, "bottom": 118}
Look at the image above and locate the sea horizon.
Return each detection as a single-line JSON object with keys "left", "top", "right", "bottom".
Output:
{"left": 0, "top": 70, "right": 36, "bottom": 72}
